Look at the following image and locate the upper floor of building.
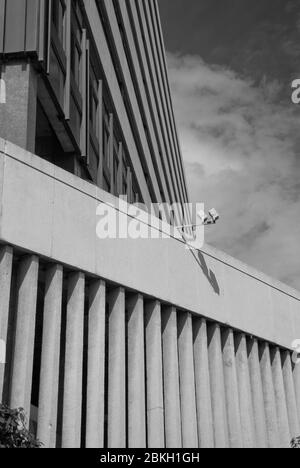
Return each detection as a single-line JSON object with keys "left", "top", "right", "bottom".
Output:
{"left": 0, "top": 0, "right": 189, "bottom": 211}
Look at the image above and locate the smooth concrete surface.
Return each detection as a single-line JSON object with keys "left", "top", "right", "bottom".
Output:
{"left": 178, "top": 313, "right": 198, "bottom": 448}
{"left": 260, "top": 343, "right": 280, "bottom": 448}
{"left": 37, "top": 264, "right": 63, "bottom": 448}
{"left": 62, "top": 272, "right": 85, "bottom": 448}
{"left": 107, "top": 287, "right": 126, "bottom": 449}
{"left": 145, "top": 300, "right": 165, "bottom": 448}
{"left": 207, "top": 323, "right": 229, "bottom": 448}
{"left": 248, "top": 338, "right": 268, "bottom": 448}
{"left": 86, "top": 280, "right": 106, "bottom": 448}
{"left": 127, "top": 294, "right": 147, "bottom": 448}
{"left": 0, "top": 245, "right": 13, "bottom": 399}
{"left": 222, "top": 328, "right": 243, "bottom": 448}
{"left": 0, "top": 141, "right": 299, "bottom": 351}
{"left": 193, "top": 318, "right": 214, "bottom": 448}
{"left": 282, "top": 351, "right": 300, "bottom": 439}
{"left": 10, "top": 255, "right": 39, "bottom": 422}
{"left": 235, "top": 334, "right": 256, "bottom": 448}
{"left": 294, "top": 363, "right": 300, "bottom": 426}
{"left": 162, "top": 307, "right": 182, "bottom": 449}
{"left": 271, "top": 347, "right": 291, "bottom": 448}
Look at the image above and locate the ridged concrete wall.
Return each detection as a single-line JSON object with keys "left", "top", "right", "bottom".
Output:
{"left": 0, "top": 140, "right": 299, "bottom": 448}
{"left": 0, "top": 244, "right": 299, "bottom": 448}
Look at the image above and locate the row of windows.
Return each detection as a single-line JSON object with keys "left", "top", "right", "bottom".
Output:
{"left": 46, "top": 0, "right": 141, "bottom": 204}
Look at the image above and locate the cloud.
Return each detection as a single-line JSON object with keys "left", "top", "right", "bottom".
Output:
{"left": 167, "top": 52, "right": 300, "bottom": 290}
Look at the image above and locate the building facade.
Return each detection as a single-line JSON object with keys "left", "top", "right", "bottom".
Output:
{"left": 0, "top": 0, "right": 300, "bottom": 449}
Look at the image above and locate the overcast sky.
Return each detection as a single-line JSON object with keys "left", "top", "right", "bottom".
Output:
{"left": 159, "top": 0, "right": 300, "bottom": 290}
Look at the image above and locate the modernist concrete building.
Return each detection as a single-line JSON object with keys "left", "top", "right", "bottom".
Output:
{"left": 0, "top": 0, "right": 300, "bottom": 449}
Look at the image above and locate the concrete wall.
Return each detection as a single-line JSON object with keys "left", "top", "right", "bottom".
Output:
{"left": 0, "top": 137, "right": 299, "bottom": 350}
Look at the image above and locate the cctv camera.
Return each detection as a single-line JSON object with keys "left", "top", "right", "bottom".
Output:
{"left": 209, "top": 209, "right": 219, "bottom": 223}
{"left": 197, "top": 210, "right": 208, "bottom": 224}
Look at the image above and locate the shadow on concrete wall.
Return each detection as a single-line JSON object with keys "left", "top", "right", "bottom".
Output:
{"left": 191, "top": 250, "right": 221, "bottom": 296}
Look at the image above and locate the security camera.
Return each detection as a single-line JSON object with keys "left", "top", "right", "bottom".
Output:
{"left": 197, "top": 210, "right": 208, "bottom": 224}
{"left": 209, "top": 209, "right": 220, "bottom": 223}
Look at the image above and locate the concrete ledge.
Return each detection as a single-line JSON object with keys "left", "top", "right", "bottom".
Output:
{"left": 0, "top": 138, "right": 299, "bottom": 349}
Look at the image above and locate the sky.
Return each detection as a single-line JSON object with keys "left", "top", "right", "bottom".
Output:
{"left": 159, "top": 0, "right": 300, "bottom": 290}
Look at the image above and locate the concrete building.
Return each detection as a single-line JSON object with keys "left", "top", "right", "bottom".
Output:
{"left": 0, "top": 0, "right": 299, "bottom": 449}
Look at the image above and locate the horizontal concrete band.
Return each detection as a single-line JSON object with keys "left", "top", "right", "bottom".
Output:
{"left": 0, "top": 138, "right": 300, "bottom": 349}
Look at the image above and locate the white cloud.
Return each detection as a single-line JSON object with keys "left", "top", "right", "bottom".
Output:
{"left": 167, "top": 53, "right": 300, "bottom": 290}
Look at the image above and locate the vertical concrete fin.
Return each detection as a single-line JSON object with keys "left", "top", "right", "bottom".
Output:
{"left": 271, "top": 347, "right": 291, "bottom": 448}
{"left": 222, "top": 328, "right": 243, "bottom": 448}
{"left": 282, "top": 351, "right": 300, "bottom": 440}
{"left": 193, "top": 318, "right": 214, "bottom": 448}
{"left": 177, "top": 312, "right": 198, "bottom": 448}
{"left": 162, "top": 306, "right": 182, "bottom": 448}
{"left": 0, "top": 246, "right": 13, "bottom": 400}
{"left": 260, "top": 343, "right": 280, "bottom": 448}
{"left": 10, "top": 255, "right": 39, "bottom": 422}
{"left": 145, "top": 300, "right": 165, "bottom": 448}
{"left": 207, "top": 323, "right": 229, "bottom": 448}
{"left": 86, "top": 280, "right": 106, "bottom": 448}
{"left": 127, "top": 293, "right": 146, "bottom": 448}
{"left": 248, "top": 338, "right": 268, "bottom": 448}
{"left": 62, "top": 272, "right": 85, "bottom": 448}
{"left": 107, "top": 287, "right": 126, "bottom": 448}
{"left": 235, "top": 333, "right": 256, "bottom": 448}
{"left": 37, "top": 264, "right": 63, "bottom": 448}
{"left": 293, "top": 361, "right": 300, "bottom": 428}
